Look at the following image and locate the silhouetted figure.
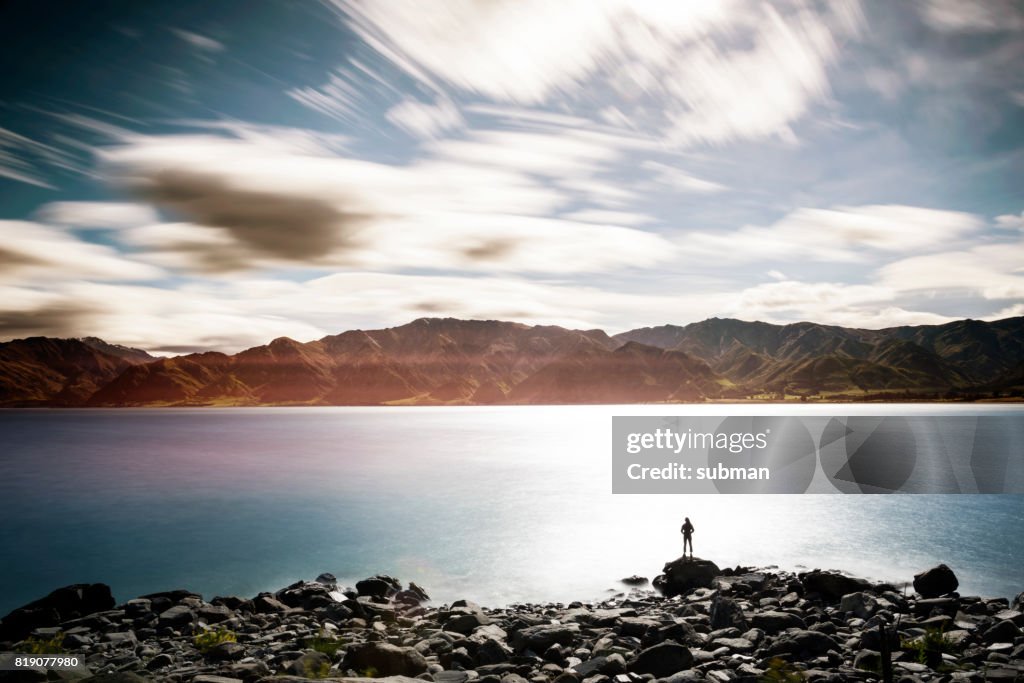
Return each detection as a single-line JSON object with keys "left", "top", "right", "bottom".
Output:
{"left": 681, "top": 517, "right": 694, "bottom": 557}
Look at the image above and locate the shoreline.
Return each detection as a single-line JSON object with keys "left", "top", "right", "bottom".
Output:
{"left": 2, "top": 559, "right": 1021, "bottom": 682}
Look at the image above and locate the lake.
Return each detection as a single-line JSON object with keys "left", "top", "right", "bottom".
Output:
{"left": 1, "top": 404, "right": 1022, "bottom": 615}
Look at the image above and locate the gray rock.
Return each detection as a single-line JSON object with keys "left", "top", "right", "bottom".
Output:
{"left": 206, "top": 641, "right": 246, "bottom": 661}
{"left": 767, "top": 629, "right": 837, "bottom": 659}
{"left": 145, "top": 653, "right": 174, "bottom": 670}
{"left": 799, "top": 571, "right": 870, "bottom": 601}
{"left": 434, "top": 671, "right": 470, "bottom": 683}
{"left": 444, "top": 612, "right": 489, "bottom": 634}
{"left": 750, "top": 610, "right": 805, "bottom": 633}
{"left": 285, "top": 651, "right": 332, "bottom": 677}
{"left": 343, "top": 641, "right": 430, "bottom": 677}
{"left": 853, "top": 649, "right": 881, "bottom": 672}
{"left": 356, "top": 575, "right": 401, "bottom": 598}
{"left": 982, "top": 620, "right": 1021, "bottom": 644}
{"left": 628, "top": 642, "right": 694, "bottom": 678}
{"left": 252, "top": 595, "right": 289, "bottom": 613}
{"left": 158, "top": 604, "right": 195, "bottom": 628}
{"left": 709, "top": 595, "right": 748, "bottom": 631}
{"left": 840, "top": 592, "right": 878, "bottom": 619}
{"left": 192, "top": 677, "right": 244, "bottom": 683}
{"left": 652, "top": 557, "right": 721, "bottom": 597}
{"left": 511, "top": 624, "right": 579, "bottom": 653}
{"left": 913, "top": 564, "right": 959, "bottom": 598}
{"left": 0, "top": 583, "right": 115, "bottom": 643}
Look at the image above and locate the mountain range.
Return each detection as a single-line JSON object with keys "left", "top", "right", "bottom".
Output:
{"left": 1, "top": 316, "right": 1022, "bottom": 406}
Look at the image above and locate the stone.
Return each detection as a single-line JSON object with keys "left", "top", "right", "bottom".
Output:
{"left": 511, "top": 624, "right": 579, "bottom": 653}
{"left": 192, "top": 677, "right": 244, "bottom": 683}
{"left": 853, "top": 649, "right": 881, "bottom": 672}
{"left": 840, "top": 592, "right": 878, "bottom": 619}
{"left": 767, "top": 630, "right": 838, "bottom": 659}
{"left": 799, "top": 571, "right": 870, "bottom": 601}
{"left": 316, "top": 572, "right": 337, "bottom": 584}
{"left": 145, "top": 653, "right": 174, "bottom": 670}
{"left": 982, "top": 620, "right": 1021, "bottom": 644}
{"left": 207, "top": 641, "right": 246, "bottom": 661}
{"left": 285, "top": 651, "right": 332, "bottom": 677}
{"left": 652, "top": 557, "right": 721, "bottom": 597}
{"left": 628, "top": 642, "right": 694, "bottom": 678}
{"left": 709, "top": 595, "right": 748, "bottom": 631}
{"left": 343, "top": 641, "right": 430, "bottom": 677}
{"left": 252, "top": 595, "right": 289, "bottom": 613}
{"left": 445, "top": 612, "right": 490, "bottom": 634}
{"left": 0, "top": 583, "right": 115, "bottom": 643}
{"left": 356, "top": 575, "right": 402, "bottom": 598}
{"left": 158, "top": 604, "right": 195, "bottom": 628}
{"left": 620, "top": 576, "right": 648, "bottom": 586}
{"left": 913, "top": 564, "right": 959, "bottom": 598}
{"left": 750, "top": 610, "right": 806, "bottom": 633}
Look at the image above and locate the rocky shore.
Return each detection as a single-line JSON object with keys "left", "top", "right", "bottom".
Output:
{"left": 1, "top": 558, "right": 1022, "bottom": 683}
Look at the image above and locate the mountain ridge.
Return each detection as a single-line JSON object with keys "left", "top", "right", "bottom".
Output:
{"left": 1, "top": 315, "right": 1021, "bottom": 406}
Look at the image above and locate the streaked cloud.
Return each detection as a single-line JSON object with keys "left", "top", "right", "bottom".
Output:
{"left": 170, "top": 28, "right": 226, "bottom": 53}
{"left": 36, "top": 201, "right": 159, "bottom": 228}
{"left": 385, "top": 97, "right": 464, "bottom": 139}
{"left": 680, "top": 205, "right": 983, "bottom": 263}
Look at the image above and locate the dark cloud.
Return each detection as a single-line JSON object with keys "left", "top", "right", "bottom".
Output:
{"left": 462, "top": 238, "right": 519, "bottom": 261}
{"left": 130, "top": 169, "right": 376, "bottom": 267}
{"left": 0, "top": 247, "right": 45, "bottom": 270}
{"left": 0, "top": 303, "right": 98, "bottom": 339}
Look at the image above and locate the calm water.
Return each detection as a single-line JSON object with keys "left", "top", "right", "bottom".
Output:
{"left": 1, "top": 405, "right": 1022, "bottom": 615}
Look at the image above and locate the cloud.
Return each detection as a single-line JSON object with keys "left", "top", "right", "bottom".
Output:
{"left": 642, "top": 161, "right": 726, "bottom": 194}
{"left": 98, "top": 128, "right": 675, "bottom": 274}
{"left": 0, "top": 126, "right": 79, "bottom": 189}
{"left": 878, "top": 241, "right": 1024, "bottom": 300}
{"left": 314, "top": 0, "right": 862, "bottom": 147}
{"left": 36, "top": 201, "right": 159, "bottom": 228}
{"left": 561, "top": 209, "right": 656, "bottom": 226}
{"left": 170, "top": 29, "right": 226, "bottom": 52}
{"left": 0, "top": 221, "right": 164, "bottom": 282}
{"left": 680, "top": 204, "right": 983, "bottom": 264}
{"left": 918, "top": 0, "right": 1024, "bottom": 34}
{"left": 385, "top": 98, "right": 464, "bottom": 139}
{"left": 995, "top": 212, "right": 1024, "bottom": 230}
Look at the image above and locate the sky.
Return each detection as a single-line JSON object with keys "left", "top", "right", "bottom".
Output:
{"left": 1, "top": 0, "right": 1023, "bottom": 353}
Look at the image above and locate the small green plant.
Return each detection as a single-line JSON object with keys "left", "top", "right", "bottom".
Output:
{"left": 902, "top": 625, "right": 956, "bottom": 666}
{"left": 20, "top": 632, "right": 65, "bottom": 654}
{"left": 193, "top": 627, "right": 237, "bottom": 653}
{"left": 305, "top": 660, "right": 332, "bottom": 679}
{"left": 304, "top": 628, "right": 346, "bottom": 657}
{"left": 359, "top": 665, "right": 379, "bottom": 678}
{"left": 762, "top": 657, "right": 805, "bottom": 682}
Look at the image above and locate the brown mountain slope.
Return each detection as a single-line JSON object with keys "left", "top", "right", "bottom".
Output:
{"left": 0, "top": 337, "right": 153, "bottom": 406}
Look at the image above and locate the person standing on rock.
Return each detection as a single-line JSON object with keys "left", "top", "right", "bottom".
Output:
{"left": 680, "top": 517, "right": 694, "bottom": 557}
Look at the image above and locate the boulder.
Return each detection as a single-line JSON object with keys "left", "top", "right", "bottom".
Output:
{"left": 652, "top": 557, "right": 721, "bottom": 597}
{"left": 356, "top": 575, "right": 401, "bottom": 599}
{"left": 913, "top": 564, "right": 958, "bottom": 598}
{"left": 620, "top": 576, "right": 649, "bottom": 586}
{"left": 983, "top": 620, "right": 1021, "bottom": 644}
{"left": 0, "top": 583, "right": 115, "bottom": 643}
{"left": 839, "top": 592, "right": 878, "bottom": 619}
{"left": 342, "top": 642, "right": 429, "bottom": 677}
{"left": 750, "top": 610, "right": 806, "bottom": 634}
{"left": 709, "top": 595, "right": 748, "bottom": 631}
{"left": 511, "top": 624, "right": 579, "bottom": 653}
{"left": 799, "top": 571, "right": 870, "bottom": 601}
{"left": 767, "top": 629, "right": 838, "bottom": 659}
{"left": 157, "top": 604, "right": 194, "bottom": 628}
{"left": 628, "top": 642, "right": 694, "bottom": 678}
